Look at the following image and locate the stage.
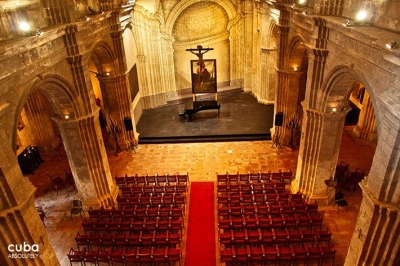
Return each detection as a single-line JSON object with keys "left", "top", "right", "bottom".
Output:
{"left": 136, "top": 90, "right": 274, "bottom": 143}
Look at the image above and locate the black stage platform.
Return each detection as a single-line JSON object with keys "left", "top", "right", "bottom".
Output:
{"left": 137, "top": 91, "right": 274, "bottom": 143}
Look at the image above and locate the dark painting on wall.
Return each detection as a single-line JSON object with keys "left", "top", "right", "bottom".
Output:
{"left": 129, "top": 64, "right": 140, "bottom": 101}
{"left": 191, "top": 59, "right": 217, "bottom": 94}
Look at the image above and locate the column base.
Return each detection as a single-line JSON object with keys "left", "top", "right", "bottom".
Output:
{"left": 308, "top": 194, "right": 330, "bottom": 206}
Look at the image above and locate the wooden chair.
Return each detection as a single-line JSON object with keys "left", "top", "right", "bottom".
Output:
{"left": 335, "top": 161, "right": 349, "bottom": 183}
{"left": 333, "top": 191, "right": 348, "bottom": 212}
{"left": 316, "top": 227, "right": 332, "bottom": 246}
{"left": 70, "top": 199, "right": 85, "bottom": 219}
{"left": 36, "top": 205, "right": 46, "bottom": 226}
{"left": 48, "top": 173, "right": 68, "bottom": 195}
{"left": 67, "top": 247, "right": 85, "bottom": 266}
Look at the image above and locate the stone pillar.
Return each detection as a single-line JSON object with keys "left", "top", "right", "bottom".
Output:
{"left": 24, "top": 90, "right": 60, "bottom": 152}
{"left": 0, "top": 104, "right": 59, "bottom": 266}
{"left": 259, "top": 48, "right": 277, "bottom": 104}
{"left": 242, "top": 0, "right": 254, "bottom": 92}
{"left": 98, "top": 75, "right": 136, "bottom": 150}
{"left": 228, "top": 19, "right": 243, "bottom": 88}
{"left": 281, "top": 71, "right": 305, "bottom": 145}
{"left": 293, "top": 104, "right": 348, "bottom": 204}
{"left": 273, "top": 10, "right": 290, "bottom": 140}
{"left": 354, "top": 92, "right": 377, "bottom": 141}
{"left": 346, "top": 183, "right": 400, "bottom": 266}
{"left": 54, "top": 112, "right": 118, "bottom": 208}
{"left": 345, "top": 98, "right": 400, "bottom": 265}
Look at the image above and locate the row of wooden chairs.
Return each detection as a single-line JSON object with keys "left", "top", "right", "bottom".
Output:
{"left": 115, "top": 172, "right": 189, "bottom": 188}
{"left": 217, "top": 192, "right": 306, "bottom": 206}
{"left": 218, "top": 202, "right": 318, "bottom": 217}
{"left": 68, "top": 246, "right": 182, "bottom": 266}
{"left": 116, "top": 194, "right": 186, "bottom": 208}
{"left": 219, "top": 227, "right": 332, "bottom": 248}
{"left": 119, "top": 185, "right": 188, "bottom": 197}
{"left": 219, "top": 243, "right": 336, "bottom": 266}
{"left": 218, "top": 213, "right": 324, "bottom": 231}
{"left": 82, "top": 217, "right": 185, "bottom": 235}
{"left": 217, "top": 170, "right": 293, "bottom": 184}
{"left": 75, "top": 230, "right": 182, "bottom": 251}
{"left": 217, "top": 182, "right": 287, "bottom": 195}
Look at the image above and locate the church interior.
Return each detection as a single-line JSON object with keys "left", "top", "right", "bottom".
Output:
{"left": 0, "top": 0, "right": 399, "bottom": 265}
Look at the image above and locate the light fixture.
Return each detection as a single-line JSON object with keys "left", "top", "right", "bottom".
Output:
{"left": 298, "top": 0, "right": 307, "bottom": 6}
{"left": 19, "top": 21, "right": 31, "bottom": 32}
{"left": 293, "top": 67, "right": 298, "bottom": 71}
{"left": 386, "top": 40, "right": 398, "bottom": 50}
{"left": 291, "top": 3, "right": 296, "bottom": 8}
{"left": 64, "top": 115, "right": 70, "bottom": 120}
{"left": 35, "top": 29, "right": 44, "bottom": 37}
{"left": 343, "top": 19, "right": 351, "bottom": 27}
{"left": 332, "top": 107, "right": 337, "bottom": 112}
{"left": 355, "top": 10, "right": 368, "bottom": 22}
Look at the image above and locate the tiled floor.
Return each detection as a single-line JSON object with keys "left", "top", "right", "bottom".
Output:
{"left": 27, "top": 125, "right": 376, "bottom": 265}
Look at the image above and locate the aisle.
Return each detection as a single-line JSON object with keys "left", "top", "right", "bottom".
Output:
{"left": 185, "top": 182, "right": 216, "bottom": 266}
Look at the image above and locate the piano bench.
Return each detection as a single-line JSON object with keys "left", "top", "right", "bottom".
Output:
{"left": 179, "top": 112, "right": 186, "bottom": 122}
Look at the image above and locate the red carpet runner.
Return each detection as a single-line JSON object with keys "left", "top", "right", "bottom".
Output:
{"left": 185, "top": 182, "right": 216, "bottom": 266}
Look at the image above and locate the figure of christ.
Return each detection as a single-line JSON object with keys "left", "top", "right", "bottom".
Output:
{"left": 187, "top": 45, "right": 213, "bottom": 91}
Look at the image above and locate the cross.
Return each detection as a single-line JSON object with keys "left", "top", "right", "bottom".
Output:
{"left": 186, "top": 45, "right": 213, "bottom": 66}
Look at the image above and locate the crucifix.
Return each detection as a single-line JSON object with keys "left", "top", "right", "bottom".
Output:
{"left": 186, "top": 45, "right": 214, "bottom": 68}
{"left": 186, "top": 45, "right": 216, "bottom": 99}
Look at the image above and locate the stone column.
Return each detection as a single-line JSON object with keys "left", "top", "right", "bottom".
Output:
{"left": 242, "top": 0, "right": 254, "bottom": 92}
{"left": 292, "top": 104, "right": 348, "bottom": 204}
{"left": 354, "top": 92, "right": 377, "bottom": 141}
{"left": 98, "top": 75, "right": 135, "bottom": 150}
{"left": 273, "top": 10, "right": 290, "bottom": 140}
{"left": 345, "top": 97, "right": 400, "bottom": 265}
{"left": 281, "top": 71, "right": 305, "bottom": 145}
{"left": 228, "top": 18, "right": 243, "bottom": 88}
{"left": 346, "top": 184, "right": 400, "bottom": 266}
{"left": 0, "top": 104, "right": 59, "bottom": 266}
{"left": 24, "top": 90, "right": 60, "bottom": 152}
{"left": 54, "top": 111, "right": 118, "bottom": 208}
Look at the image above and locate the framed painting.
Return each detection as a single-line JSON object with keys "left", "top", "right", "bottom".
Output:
{"left": 191, "top": 59, "right": 217, "bottom": 94}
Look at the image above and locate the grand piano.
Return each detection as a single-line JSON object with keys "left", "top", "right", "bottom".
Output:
{"left": 181, "top": 100, "right": 221, "bottom": 121}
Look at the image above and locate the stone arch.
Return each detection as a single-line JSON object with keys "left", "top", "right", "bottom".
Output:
{"left": 12, "top": 75, "right": 80, "bottom": 152}
{"left": 320, "top": 65, "right": 380, "bottom": 134}
{"left": 164, "top": 0, "right": 237, "bottom": 36}
{"left": 266, "top": 18, "right": 279, "bottom": 49}
{"left": 90, "top": 40, "right": 118, "bottom": 75}
{"left": 287, "top": 35, "right": 308, "bottom": 71}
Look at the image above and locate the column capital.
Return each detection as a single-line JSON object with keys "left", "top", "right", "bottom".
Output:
{"left": 52, "top": 107, "right": 100, "bottom": 127}
{"left": 302, "top": 101, "right": 350, "bottom": 119}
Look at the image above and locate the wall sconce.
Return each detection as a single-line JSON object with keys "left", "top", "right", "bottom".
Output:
{"left": 293, "top": 67, "right": 298, "bottom": 71}
{"left": 355, "top": 10, "right": 367, "bottom": 22}
{"left": 298, "top": 0, "right": 307, "bottom": 7}
{"left": 354, "top": 10, "right": 371, "bottom": 25}
{"left": 35, "top": 29, "right": 44, "bottom": 37}
{"left": 89, "top": 71, "right": 111, "bottom": 77}
{"left": 291, "top": 3, "right": 296, "bottom": 8}
{"left": 64, "top": 115, "right": 70, "bottom": 120}
{"left": 342, "top": 19, "right": 351, "bottom": 27}
{"left": 386, "top": 40, "right": 398, "bottom": 50}
{"left": 331, "top": 107, "right": 337, "bottom": 113}
{"left": 19, "top": 21, "right": 31, "bottom": 32}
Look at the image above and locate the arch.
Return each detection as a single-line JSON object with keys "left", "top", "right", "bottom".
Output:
{"left": 164, "top": 0, "right": 237, "bottom": 36}
{"left": 287, "top": 35, "right": 308, "bottom": 71}
{"left": 12, "top": 74, "right": 80, "bottom": 153}
{"left": 321, "top": 65, "right": 381, "bottom": 135}
{"left": 90, "top": 40, "right": 118, "bottom": 75}
{"left": 267, "top": 18, "right": 279, "bottom": 49}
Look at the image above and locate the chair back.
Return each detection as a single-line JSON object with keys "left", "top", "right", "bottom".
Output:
{"left": 334, "top": 192, "right": 344, "bottom": 201}
{"left": 72, "top": 199, "right": 83, "bottom": 208}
